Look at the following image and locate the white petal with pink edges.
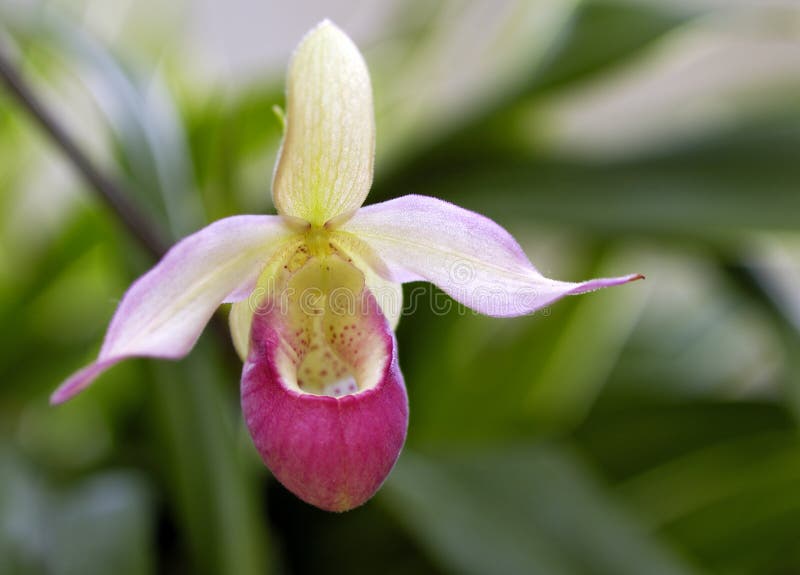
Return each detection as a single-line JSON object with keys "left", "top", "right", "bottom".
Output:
{"left": 51, "top": 215, "right": 294, "bottom": 403}
{"left": 342, "top": 195, "right": 643, "bottom": 317}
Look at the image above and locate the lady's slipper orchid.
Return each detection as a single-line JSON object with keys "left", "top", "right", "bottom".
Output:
{"left": 51, "top": 21, "right": 642, "bottom": 512}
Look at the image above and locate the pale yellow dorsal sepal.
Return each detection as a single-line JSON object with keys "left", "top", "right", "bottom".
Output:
{"left": 272, "top": 20, "right": 375, "bottom": 227}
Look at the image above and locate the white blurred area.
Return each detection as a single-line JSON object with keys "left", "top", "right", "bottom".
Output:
{"left": 7, "top": 0, "right": 798, "bottom": 162}
{"left": 2, "top": 0, "right": 799, "bottom": 256}
{"left": 534, "top": 3, "right": 800, "bottom": 160}
{"left": 36, "top": 0, "right": 398, "bottom": 83}
{"left": 628, "top": 0, "right": 798, "bottom": 9}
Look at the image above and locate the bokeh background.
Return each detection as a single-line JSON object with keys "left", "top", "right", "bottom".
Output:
{"left": 2, "top": 0, "right": 800, "bottom": 573}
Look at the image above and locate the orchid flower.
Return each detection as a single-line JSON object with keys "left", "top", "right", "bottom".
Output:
{"left": 51, "top": 21, "right": 642, "bottom": 512}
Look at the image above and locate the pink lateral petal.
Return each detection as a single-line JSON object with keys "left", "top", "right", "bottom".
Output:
{"left": 50, "top": 358, "right": 125, "bottom": 404}
{"left": 51, "top": 215, "right": 293, "bottom": 404}
{"left": 343, "top": 195, "right": 644, "bottom": 317}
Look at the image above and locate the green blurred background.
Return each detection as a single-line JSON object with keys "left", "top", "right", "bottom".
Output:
{"left": 2, "top": 0, "right": 800, "bottom": 573}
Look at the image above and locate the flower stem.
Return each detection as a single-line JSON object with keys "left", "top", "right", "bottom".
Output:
{"left": 0, "top": 43, "right": 243, "bottom": 358}
{"left": 0, "top": 47, "right": 168, "bottom": 259}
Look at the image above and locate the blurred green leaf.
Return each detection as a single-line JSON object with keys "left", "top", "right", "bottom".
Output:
{"left": 149, "top": 337, "right": 271, "bottom": 575}
{"left": 575, "top": 401, "right": 796, "bottom": 481}
{"left": 376, "top": 120, "right": 800, "bottom": 235}
{"left": 0, "top": 209, "right": 130, "bottom": 399}
{"left": 266, "top": 491, "right": 445, "bottom": 575}
{"left": 575, "top": 401, "right": 800, "bottom": 575}
{"left": 373, "top": 0, "right": 693, "bottom": 182}
{"left": 384, "top": 445, "right": 701, "bottom": 575}
{"left": 185, "top": 83, "right": 283, "bottom": 218}
{"left": 373, "top": 0, "right": 579, "bottom": 168}
{"left": 618, "top": 431, "right": 800, "bottom": 575}
{"left": 528, "top": 0, "right": 692, "bottom": 95}
{"left": 523, "top": 248, "right": 652, "bottom": 430}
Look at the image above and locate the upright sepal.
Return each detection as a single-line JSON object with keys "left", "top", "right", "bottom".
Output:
{"left": 272, "top": 20, "right": 375, "bottom": 226}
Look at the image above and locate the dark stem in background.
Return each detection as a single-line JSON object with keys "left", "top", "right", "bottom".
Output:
{"left": 0, "top": 47, "right": 168, "bottom": 259}
{"left": 0, "top": 46, "right": 240, "bottom": 365}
